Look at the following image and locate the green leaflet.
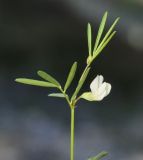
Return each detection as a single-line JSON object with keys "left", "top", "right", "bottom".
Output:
{"left": 48, "top": 93, "right": 66, "bottom": 98}
{"left": 93, "top": 11, "right": 108, "bottom": 54}
{"left": 93, "top": 31, "right": 116, "bottom": 59}
{"left": 92, "top": 16, "right": 119, "bottom": 59}
{"left": 88, "top": 151, "right": 108, "bottom": 160}
{"left": 97, "top": 17, "right": 120, "bottom": 50}
{"left": 15, "top": 78, "right": 56, "bottom": 87}
{"left": 87, "top": 23, "right": 92, "bottom": 57}
{"left": 64, "top": 62, "right": 77, "bottom": 92}
{"left": 71, "top": 67, "right": 90, "bottom": 101}
{"left": 37, "top": 70, "right": 60, "bottom": 87}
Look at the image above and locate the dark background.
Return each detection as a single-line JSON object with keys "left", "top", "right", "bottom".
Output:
{"left": 0, "top": 0, "right": 143, "bottom": 160}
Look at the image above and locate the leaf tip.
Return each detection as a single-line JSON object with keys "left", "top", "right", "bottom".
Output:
{"left": 88, "top": 22, "right": 91, "bottom": 27}
{"left": 15, "top": 78, "right": 21, "bottom": 82}
{"left": 15, "top": 78, "right": 27, "bottom": 84}
{"left": 100, "top": 151, "right": 108, "bottom": 156}
{"left": 37, "top": 70, "right": 42, "bottom": 75}
{"left": 74, "top": 61, "right": 78, "bottom": 66}
{"left": 104, "top": 11, "right": 108, "bottom": 16}
{"left": 117, "top": 17, "right": 120, "bottom": 21}
{"left": 115, "top": 17, "right": 120, "bottom": 24}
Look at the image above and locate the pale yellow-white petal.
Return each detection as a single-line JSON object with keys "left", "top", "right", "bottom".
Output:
{"left": 97, "top": 82, "right": 107, "bottom": 95}
{"left": 98, "top": 75, "right": 104, "bottom": 87}
{"left": 87, "top": 75, "right": 111, "bottom": 101}
{"left": 94, "top": 91, "right": 107, "bottom": 101}
{"left": 90, "top": 75, "right": 104, "bottom": 94}
{"left": 93, "top": 82, "right": 111, "bottom": 101}
{"left": 105, "top": 83, "right": 111, "bottom": 96}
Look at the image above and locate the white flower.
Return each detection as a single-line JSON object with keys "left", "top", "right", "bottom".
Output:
{"left": 80, "top": 75, "right": 111, "bottom": 101}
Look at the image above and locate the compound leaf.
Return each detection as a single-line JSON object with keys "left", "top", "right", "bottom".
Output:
{"left": 93, "top": 31, "right": 116, "bottom": 59}
{"left": 97, "top": 17, "right": 120, "bottom": 50}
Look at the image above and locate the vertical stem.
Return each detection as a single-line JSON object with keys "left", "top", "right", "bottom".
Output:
{"left": 70, "top": 107, "right": 75, "bottom": 160}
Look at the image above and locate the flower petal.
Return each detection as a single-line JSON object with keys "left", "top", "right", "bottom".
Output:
{"left": 90, "top": 75, "right": 104, "bottom": 94}
{"left": 99, "top": 75, "right": 104, "bottom": 87}
{"left": 88, "top": 75, "right": 111, "bottom": 101}
{"left": 95, "top": 91, "right": 107, "bottom": 101}
{"left": 97, "top": 82, "right": 107, "bottom": 95}
{"left": 105, "top": 83, "right": 111, "bottom": 96}
{"left": 95, "top": 82, "right": 111, "bottom": 100}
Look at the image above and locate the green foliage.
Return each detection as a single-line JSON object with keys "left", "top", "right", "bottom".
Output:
{"left": 15, "top": 12, "right": 119, "bottom": 105}
{"left": 93, "top": 11, "right": 108, "bottom": 53}
{"left": 48, "top": 93, "right": 66, "bottom": 98}
{"left": 86, "top": 12, "right": 119, "bottom": 64}
{"left": 88, "top": 151, "right": 108, "bottom": 160}
{"left": 93, "top": 31, "right": 116, "bottom": 59}
{"left": 37, "top": 70, "right": 61, "bottom": 87}
{"left": 97, "top": 17, "right": 120, "bottom": 50}
{"left": 15, "top": 11, "right": 120, "bottom": 160}
{"left": 15, "top": 78, "right": 56, "bottom": 87}
{"left": 64, "top": 62, "right": 77, "bottom": 92}
{"left": 87, "top": 23, "right": 92, "bottom": 57}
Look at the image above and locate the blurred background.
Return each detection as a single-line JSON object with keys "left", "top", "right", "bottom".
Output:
{"left": 0, "top": 0, "right": 143, "bottom": 160}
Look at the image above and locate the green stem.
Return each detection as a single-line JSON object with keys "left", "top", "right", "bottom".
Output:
{"left": 70, "top": 107, "right": 75, "bottom": 160}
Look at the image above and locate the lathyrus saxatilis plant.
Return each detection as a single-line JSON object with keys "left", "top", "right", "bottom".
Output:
{"left": 15, "top": 11, "right": 119, "bottom": 160}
